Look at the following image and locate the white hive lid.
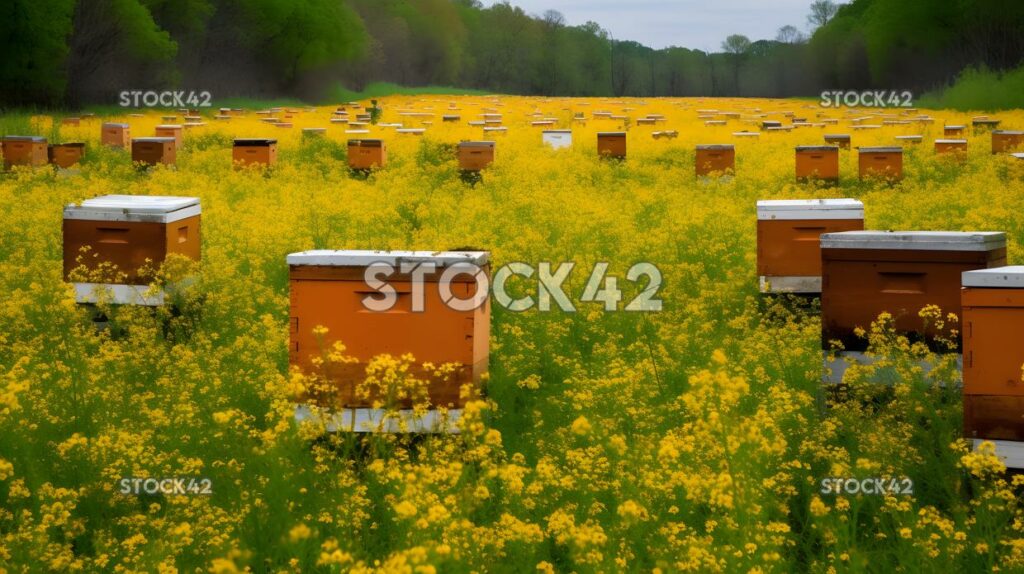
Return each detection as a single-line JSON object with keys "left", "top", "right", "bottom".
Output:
{"left": 757, "top": 199, "right": 863, "bottom": 220}
{"left": 64, "top": 195, "right": 200, "bottom": 223}
{"left": 820, "top": 230, "right": 1006, "bottom": 251}
{"left": 287, "top": 250, "right": 490, "bottom": 267}
{"left": 963, "top": 266, "right": 1024, "bottom": 288}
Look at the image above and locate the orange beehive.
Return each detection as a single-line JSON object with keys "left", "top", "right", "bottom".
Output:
{"left": 154, "top": 124, "right": 184, "bottom": 149}
{"left": 458, "top": 141, "right": 496, "bottom": 171}
{"left": 695, "top": 144, "right": 735, "bottom": 176}
{"left": 974, "top": 118, "right": 1001, "bottom": 134}
{"left": 288, "top": 250, "right": 491, "bottom": 432}
{"left": 131, "top": 137, "right": 176, "bottom": 166}
{"left": 347, "top": 139, "right": 387, "bottom": 170}
{"left": 232, "top": 139, "right": 277, "bottom": 169}
{"left": 48, "top": 143, "right": 85, "bottom": 168}
{"left": 542, "top": 130, "right": 572, "bottom": 149}
{"left": 858, "top": 146, "right": 903, "bottom": 180}
{"left": 962, "top": 266, "right": 1024, "bottom": 468}
{"left": 944, "top": 125, "right": 965, "bottom": 137}
{"left": 1, "top": 136, "right": 48, "bottom": 169}
{"left": 101, "top": 123, "right": 130, "bottom": 148}
{"left": 63, "top": 195, "right": 201, "bottom": 305}
{"left": 597, "top": 132, "right": 626, "bottom": 159}
{"left": 935, "top": 139, "right": 968, "bottom": 155}
{"left": 757, "top": 199, "right": 864, "bottom": 294}
{"left": 992, "top": 130, "right": 1024, "bottom": 154}
{"left": 823, "top": 134, "right": 851, "bottom": 149}
{"left": 821, "top": 231, "right": 1006, "bottom": 383}
{"left": 795, "top": 146, "right": 839, "bottom": 182}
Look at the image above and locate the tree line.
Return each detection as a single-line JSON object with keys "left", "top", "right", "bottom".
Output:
{"left": 2, "top": 0, "right": 1023, "bottom": 107}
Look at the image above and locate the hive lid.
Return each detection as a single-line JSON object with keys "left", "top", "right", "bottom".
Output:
{"left": 820, "top": 230, "right": 1006, "bottom": 251}
{"left": 133, "top": 137, "right": 175, "bottom": 143}
{"left": 757, "top": 199, "right": 863, "bottom": 220}
{"left": 944, "top": 125, "right": 965, "bottom": 129}
{"left": 155, "top": 124, "right": 183, "bottom": 129}
{"left": 64, "top": 195, "right": 200, "bottom": 223}
{"left": 543, "top": 130, "right": 572, "bottom": 134}
{"left": 994, "top": 130, "right": 1024, "bottom": 135}
{"left": 234, "top": 138, "right": 276, "bottom": 146}
{"left": 459, "top": 141, "right": 495, "bottom": 148}
{"left": 287, "top": 250, "right": 490, "bottom": 268}
{"left": 3, "top": 135, "right": 46, "bottom": 142}
{"left": 823, "top": 134, "right": 851, "bottom": 139}
{"left": 858, "top": 146, "right": 903, "bottom": 153}
{"left": 1012, "top": 152, "right": 1024, "bottom": 159}
{"left": 696, "top": 144, "right": 734, "bottom": 150}
{"left": 963, "top": 266, "right": 1024, "bottom": 288}
{"left": 935, "top": 139, "right": 967, "bottom": 144}
{"left": 796, "top": 145, "right": 839, "bottom": 151}
{"left": 598, "top": 132, "right": 626, "bottom": 136}
{"left": 52, "top": 142, "right": 85, "bottom": 148}
{"left": 103, "top": 123, "right": 129, "bottom": 128}
{"left": 348, "top": 139, "right": 383, "bottom": 146}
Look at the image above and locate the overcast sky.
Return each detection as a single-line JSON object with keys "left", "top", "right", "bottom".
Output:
{"left": 480, "top": 0, "right": 814, "bottom": 52}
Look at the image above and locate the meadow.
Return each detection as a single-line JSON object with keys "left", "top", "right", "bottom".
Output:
{"left": 2, "top": 97, "right": 1024, "bottom": 573}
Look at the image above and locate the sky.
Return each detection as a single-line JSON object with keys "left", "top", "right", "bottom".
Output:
{"left": 480, "top": 0, "right": 814, "bottom": 52}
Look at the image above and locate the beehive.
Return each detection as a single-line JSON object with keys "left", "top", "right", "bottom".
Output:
{"left": 347, "top": 139, "right": 387, "bottom": 170}
{"left": 821, "top": 231, "right": 1007, "bottom": 383}
{"left": 101, "top": 123, "right": 130, "bottom": 148}
{"left": 857, "top": 146, "right": 903, "bottom": 180}
{"left": 63, "top": 195, "right": 201, "bottom": 305}
{"left": 542, "top": 130, "right": 572, "bottom": 150}
{"left": 232, "top": 139, "right": 277, "bottom": 168}
{"left": 154, "top": 124, "right": 184, "bottom": 149}
{"left": 288, "top": 250, "right": 491, "bottom": 432}
{"left": 757, "top": 199, "right": 864, "bottom": 294}
{"left": 795, "top": 146, "right": 840, "bottom": 182}
{"left": 962, "top": 266, "right": 1024, "bottom": 468}
{"left": 458, "top": 141, "right": 496, "bottom": 171}
{"left": 823, "top": 134, "right": 851, "bottom": 149}
{"left": 935, "top": 139, "right": 968, "bottom": 154}
{"left": 1, "top": 136, "right": 48, "bottom": 169}
{"left": 597, "top": 132, "right": 626, "bottom": 159}
{"left": 943, "top": 125, "right": 965, "bottom": 137}
{"left": 974, "top": 118, "right": 1001, "bottom": 134}
{"left": 992, "top": 131, "right": 1024, "bottom": 154}
{"left": 131, "top": 137, "right": 176, "bottom": 166}
{"left": 48, "top": 143, "right": 85, "bottom": 168}
{"left": 695, "top": 144, "right": 735, "bottom": 176}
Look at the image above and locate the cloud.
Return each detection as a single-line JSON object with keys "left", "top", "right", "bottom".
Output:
{"left": 480, "top": 0, "right": 812, "bottom": 51}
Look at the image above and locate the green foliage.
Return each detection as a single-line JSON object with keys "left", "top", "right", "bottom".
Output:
{"left": 918, "top": 65, "right": 1024, "bottom": 110}
{"left": 0, "top": 0, "right": 75, "bottom": 106}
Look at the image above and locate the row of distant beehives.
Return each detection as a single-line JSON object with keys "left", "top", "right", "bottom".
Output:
{"left": 4, "top": 100, "right": 1023, "bottom": 173}
{"left": 758, "top": 198, "right": 1024, "bottom": 466}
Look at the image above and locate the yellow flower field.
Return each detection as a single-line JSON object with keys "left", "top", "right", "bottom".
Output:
{"left": 2, "top": 96, "right": 1024, "bottom": 572}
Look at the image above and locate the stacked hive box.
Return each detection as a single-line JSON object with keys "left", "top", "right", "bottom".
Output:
{"left": 288, "top": 250, "right": 491, "bottom": 433}
{"left": 347, "top": 139, "right": 387, "bottom": 170}
{"left": 597, "top": 132, "right": 626, "bottom": 159}
{"left": 458, "top": 141, "right": 496, "bottom": 171}
{"left": 795, "top": 146, "right": 840, "bottom": 182}
{"left": 821, "top": 231, "right": 1007, "bottom": 384}
{"left": 154, "top": 125, "right": 184, "bottom": 149}
{"left": 962, "top": 266, "right": 1024, "bottom": 468}
{"left": 2, "top": 136, "right": 48, "bottom": 169}
{"left": 935, "top": 139, "right": 968, "bottom": 154}
{"left": 233, "top": 139, "right": 277, "bottom": 168}
{"left": 757, "top": 199, "right": 864, "bottom": 294}
{"left": 132, "top": 138, "right": 176, "bottom": 166}
{"left": 63, "top": 195, "right": 201, "bottom": 306}
{"left": 102, "top": 123, "right": 130, "bottom": 148}
{"left": 542, "top": 130, "right": 572, "bottom": 150}
{"left": 49, "top": 143, "right": 85, "bottom": 168}
{"left": 695, "top": 145, "right": 735, "bottom": 176}
{"left": 858, "top": 147, "right": 903, "bottom": 180}
{"left": 992, "top": 131, "right": 1024, "bottom": 154}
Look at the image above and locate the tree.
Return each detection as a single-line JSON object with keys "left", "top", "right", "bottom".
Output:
{"left": 807, "top": 0, "right": 839, "bottom": 30}
{"left": 721, "top": 34, "right": 751, "bottom": 94}
{"left": 776, "top": 25, "right": 805, "bottom": 44}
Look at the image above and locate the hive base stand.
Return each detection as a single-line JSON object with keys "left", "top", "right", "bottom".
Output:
{"left": 759, "top": 275, "right": 821, "bottom": 294}
{"left": 974, "top": 439, "right": 1024, "bottom": 469}
{"left": 822, "top": 351, "right": 962, "bottom": 386}
{"left": 294, "top": 404, "right": 462, "bottom": 434}
{"left": 73, "top": 282, "right": 165, "bottom": 306}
